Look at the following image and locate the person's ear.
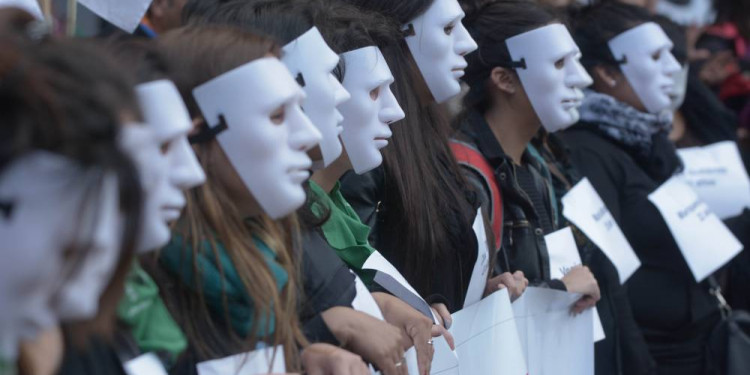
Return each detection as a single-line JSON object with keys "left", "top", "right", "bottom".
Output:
{"left": 489, "top": 66, "right": 518, "bottom": 95}
{"left": 592, "top": 65, "right": 619, "bottom": 88}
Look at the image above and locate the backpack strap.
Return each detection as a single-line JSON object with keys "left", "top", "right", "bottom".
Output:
{"left": 450, "top": 140, "right": 503, "bottom": 249}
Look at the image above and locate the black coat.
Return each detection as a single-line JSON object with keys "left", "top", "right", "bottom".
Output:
{"left": 561, "top": 126, "right": 720, "bottom": 374}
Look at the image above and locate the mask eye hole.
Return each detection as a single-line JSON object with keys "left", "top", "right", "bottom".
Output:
{"left": 370, "top": 87, "right": 381, "bottom": 100}
{"left": 160, "top": 141, "right": 171, "bottom": 155}
{"left": 270, "top": 106, "right": 285, "bottom": 125}
{"left": 652, "top": 50, "right": 662, "bottom": 61}
{"left": 554, "top": 58, "right": 565, "bottom": 70}
{"left": 444, "top": 23, "right": 455, "bottom": 35}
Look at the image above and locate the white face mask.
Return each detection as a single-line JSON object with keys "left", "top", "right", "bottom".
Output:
{"left": 54, "top": 172, "right": 122, "bottom": 321}
{"left": 339, "top": 46, "right": 406, "bottom": 174}
{"left": 118, "top": 125, "right": 176, "bottom": 254}
{"left": 0, "top": 0, "right": 43, "bottom": 19}
{"left": 608, "top": 22, "right": 682, "bottom": 114}
{"left": 669, "top": 64, "right": 689, "bottom": 111}
{"left": 403, "top": 0, "right": 478, "bottom": 103}
{"left": 0, "top": 152, "right": 119, "bottom": 357}
{"left": 136, "top": 80, "right": 206, "bottom": 228}
{"left": 193, "top": 58, "right": 322, "bottom": 219}
{"left": 506, "top": 24, "right": 593, "bottom": 132}
{"left": 282, "top": 27, "right": 351, "bottom": 168}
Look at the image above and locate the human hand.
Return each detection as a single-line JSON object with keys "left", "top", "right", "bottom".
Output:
{"left": 484, "top": 271, "right": 528, "bottom": 301}
{"left": 561, "top": 266, "right": 600, "bottom": 314}
{"left": 301, "top": 343, "right": 370, "bottom": 375}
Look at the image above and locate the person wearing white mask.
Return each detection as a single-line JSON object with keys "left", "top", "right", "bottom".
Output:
{"left": 457, "top": 0, "right": 600, "bottom": 329}
{"left": 0, "top": 32, "right": 144, "bottom": 375}
{"left": 562, "top": 3, "right": 723, "bottom": 374}
{"left": 140, "top": 25, "right": 370, "bottom": 375}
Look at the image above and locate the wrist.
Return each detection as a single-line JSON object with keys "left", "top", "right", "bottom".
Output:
{"left": 321, "top": 307, "right": 356, "bottom": 347}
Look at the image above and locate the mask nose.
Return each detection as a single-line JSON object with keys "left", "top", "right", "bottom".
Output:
{"left": 287, "top": 105, "right": 322, "bottom": 152}
{"left": 662, "top": 51, "right": 682, "bottom": 77}
{"left": 171, "top": 137, "right": 206, "bottom": 189}
{"left": 379, "top": 87, "right": 406, "bottom": 125}
{"left": 331, "top": 74, "right": 351, "bottom": 107}
{"left": 454, "top": 22, "right": 478, "bottom": 56}
{"left": 565, "top": 59, "right": 593, "bottom": 89}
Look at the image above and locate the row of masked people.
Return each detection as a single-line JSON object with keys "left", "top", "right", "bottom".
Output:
{"left": 2, "top": 0, "right": 750, "bottom": 375}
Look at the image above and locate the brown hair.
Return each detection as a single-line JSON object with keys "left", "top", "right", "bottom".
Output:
{"left": 154, "top": 25, "right": 306, "bottom": 370}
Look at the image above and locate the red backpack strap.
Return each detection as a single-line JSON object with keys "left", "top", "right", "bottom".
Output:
{"left": 450, "top": 140, "right": 503, "bottom": 249}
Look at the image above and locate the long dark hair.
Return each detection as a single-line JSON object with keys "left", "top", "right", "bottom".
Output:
{"left": 461, "top": 0, "right": 560, "bottom": 115}
{"left": 0, "top": 9, "right": 143, "bottom": 340}
{"left": 339, "top": 0, "right": 478, "bottom": 297}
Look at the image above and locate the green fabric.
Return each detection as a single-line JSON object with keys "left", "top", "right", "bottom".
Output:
{"left": 159, "top": 234, "right": 287, "bottom": 338}
{"left": 0, "top": 358, "right": 16, "bottom": 375}
{"left": 309, "top": 181, "right": 376, "bottom": 284}
{"left": 117, "top": 261, "right": 187, "bottom": 365}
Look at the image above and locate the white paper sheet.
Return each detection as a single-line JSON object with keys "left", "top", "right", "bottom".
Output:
{"left": 463, "top": 208, "right": 491, "bottom": 308}
{"left": 677, "top": 141, "right": 750, "bottom": 220}
{"left": 561, "top": 178, "right": 641, "bottom": 283}
{"left": 0, "top": 0, "right": 43, "bottom": 19}
{"left": 512, "top": 287, "right": 594, "bottom": 375}
{"left": 433, "top": 289, "right": 526, "bottom": 375}
{"left": 124, "top": 353, "right": 168, "bottom": 375}
{"left": 79, "top": 0, "right": 152, "bottom": 32}
{"left": 362, "top": 251, "right": 436, "bottom": 321}
{"left": 648, "top": 177, "right": 744, "bottom": 281}
{"left": 545, "top": 227, "right": 605, "bottom": 342}
{"left": 196, "top": 346, "right": 285, "bottom": 375}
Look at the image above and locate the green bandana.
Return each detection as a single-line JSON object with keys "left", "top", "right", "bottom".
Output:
{"left": 310, "top": 181, "right": 376, "bottom": 284}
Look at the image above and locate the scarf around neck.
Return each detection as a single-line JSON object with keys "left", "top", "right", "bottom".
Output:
{"left": 579, "top": 90, "right": 674, "bottom": 158}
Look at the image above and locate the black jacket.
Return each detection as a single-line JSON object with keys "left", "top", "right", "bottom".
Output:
{"left": 299, "top": 228, "right": 357, "bottom": 344}
{"left": 561, "top": 125, "right": 720, "bottom": 373}
{"left": 454, "top": 111, "right": 565, "bottom": 290}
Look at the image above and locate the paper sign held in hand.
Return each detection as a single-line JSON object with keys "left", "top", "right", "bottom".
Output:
{"left": 677, "top": 141, "right": 750, "bottom": 219}
{"left": 513, "top": 287, "right": 594, "bottom": 375}
{"left": 545, "top": 227, "right": 605, "bottom": 342}
{"left": 562, "top": 178, "right": 641, "bottom": 283}
{"left": 79, "top": 0, "right": 153, "bottom": 33}
{"left": 363, "top": 251, "right": 436, "bottom": 322}
{"left": 196, "top": 346, "right": 285, "bottom": 375}
{"left": 463, "top": 208, "right": 491, "bottom": 308}
{"left": 124, "top": 353, "right": 168, "bottom": 375}
{"left": 648, "top": 177, "right": 743, "bottom": 281}
{"left": 437, "top": 289, "right": 526, "bottom": 375}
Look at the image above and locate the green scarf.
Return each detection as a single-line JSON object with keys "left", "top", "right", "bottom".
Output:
{"left": 310, "top": 181, "right": 376, "bottom": 284}
{"left": 159, "top": 234, "right": 288, "bottom": 338}
{"left": 117, "top": 261, "right": 187, "bottom": 365}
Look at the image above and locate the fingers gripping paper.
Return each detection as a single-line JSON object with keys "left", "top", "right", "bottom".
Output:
{"left": 648, "top": 177, "right": 743, "bottom": 281}
{"left": 544, "top": 227, "right": 605, "bottom": 342}
{"left": 512, "top": 287, "right": 594, "bottom": 375}
{"left": 561, "top": 178, "right": 641, "bottom": 283}
{"left": 79, "top": 0, "right": 152, "bottom": 32}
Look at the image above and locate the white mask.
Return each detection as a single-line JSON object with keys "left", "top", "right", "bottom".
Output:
{"left": 0, "top": 152, "right": 118, "bottom": 357}
{"left": 403, "top": 0, "right": 478, "bottom": 103}
{"left": 282, "top": 27, "right": 351, "bottom": 168}
{"left": 0, "top": 0, "right": 43, "bottom": 19}
{"left": 54, "top": 172, "right": 122, "bottom": 321}
{"left": 506, "top": 24, "right": 593, "bottom": 132}
{"left": 668, "top": 64, "right": 689, "bottom": 111}
{"left": 193, "top": 58, "right": 322, "bottom": 219}
{"left": 608, "top": 22, "right": 682, "bottom": 114}
{"left": 339, "top": 46, "right": 406, "bottom": 174}
{"left": 117, "top": 125, "right": 176, "bottom": 254}
{"left": 136, "top": 80, "right": 206, "bottom": 227}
